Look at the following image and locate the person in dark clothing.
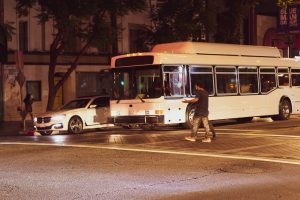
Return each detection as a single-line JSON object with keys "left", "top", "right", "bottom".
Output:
{"left": 22, "top": 94, "right": 34, "bottom": 124}
{"left": 182, "top": 82, "right": 216, "bottom": 143}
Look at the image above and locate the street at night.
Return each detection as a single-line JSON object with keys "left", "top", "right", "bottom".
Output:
{"left": 0, "top": 116, "right": 300, "bottom": 199}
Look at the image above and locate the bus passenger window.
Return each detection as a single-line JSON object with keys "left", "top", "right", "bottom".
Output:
{"left": 239, "top": 74, "right": 258, "bottom": 94}
{"left": 278, "top": 68, "right": 289, "bottom": 86}
{"left": 278, "top": 74, "right": 289, "bottom": 86}
{"left": 216, "top": 74, "right": 237, "bottom": 94}
{"left": 292, "top": 74, "right": 300, "bottom": 86}
{"left": 260, "top": 74, "right": 276, "bottom": 93}
{"left": 190, "top": 66, "right": 214, "bottom": 95}
{"left": 215, "top": 67, "right": 237, "bottom": 95}
{"left": 291, "top": 69, "right": 300, "bottom": 86}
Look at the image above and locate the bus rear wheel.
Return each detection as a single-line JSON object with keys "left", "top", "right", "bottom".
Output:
{"left": 271, "top": 99, "right": 291, "bottom": 121}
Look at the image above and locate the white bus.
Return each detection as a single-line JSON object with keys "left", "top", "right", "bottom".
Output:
{"left": 108, "top": 42, "right": 300, "bottom": 128}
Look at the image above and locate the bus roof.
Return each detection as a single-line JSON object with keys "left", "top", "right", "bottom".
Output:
{"left": 151, "top": 42, "right": 281, "bottom": 58}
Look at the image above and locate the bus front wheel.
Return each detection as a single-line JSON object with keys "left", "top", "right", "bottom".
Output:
{"left": 184, "top": 104, "right": 196, "bottom": 129}
{"left": 271, "top": 99, "right": 291, "bottom": 121}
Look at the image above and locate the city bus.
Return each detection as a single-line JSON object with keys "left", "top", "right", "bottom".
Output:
{"left": 108, "top": 42, "right": 300, "bottom": 129}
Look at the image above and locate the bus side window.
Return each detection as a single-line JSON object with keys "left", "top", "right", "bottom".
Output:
{"left": 238, "top": 66, "right": 258, "bottom": 94}
{"left": 260, "top": 68, "right": 276, "bottom": 93}
{"left": 291, "top": 68, "right": 300, "bottom": 86}
{"left": 190, "top": 74, "right": 214, "bottom": 95}
{"left": 278, "top": 68, "right": 289, "bottom": 86}
{"left": 292, "top": 74, "right": 300, "bottom": 86}
{"left": 260, "top": 74, "right": 276, "bottom": 93}
{"left": 215, "top": 67, "right": 237, "bottom": 95}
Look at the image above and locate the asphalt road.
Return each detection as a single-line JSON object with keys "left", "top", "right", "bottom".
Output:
{"left": 0, "top": 116, "right": 300, "bottom": 200}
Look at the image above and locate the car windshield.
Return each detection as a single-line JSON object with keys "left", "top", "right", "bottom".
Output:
{"left": 61, "top": 98, "right": 91, "bottom": 109}
{"left": 111, "top": 65, "right": 162, "bottom": 100}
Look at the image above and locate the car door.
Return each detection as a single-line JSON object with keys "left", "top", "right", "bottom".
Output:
{"left": 85, "top": 97, "right": 110, "bottom": 126}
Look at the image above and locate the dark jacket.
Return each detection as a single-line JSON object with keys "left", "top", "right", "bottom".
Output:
{"left": 23, "top": 95, "right": 33, "bottom": 112}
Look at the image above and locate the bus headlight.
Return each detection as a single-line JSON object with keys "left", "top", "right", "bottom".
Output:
{"left": 111, "top": 110, "right": 120, "bottom": 116}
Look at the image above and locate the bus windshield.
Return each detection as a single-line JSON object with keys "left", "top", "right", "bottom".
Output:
{"left": 112, "top": 65, "right": 162, "bottom": 100}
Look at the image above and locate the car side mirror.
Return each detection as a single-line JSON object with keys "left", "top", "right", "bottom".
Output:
{"left": 89, "top": 104, "right": 97, "bottom": 109}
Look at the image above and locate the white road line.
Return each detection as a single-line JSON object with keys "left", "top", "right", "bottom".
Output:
{"left": 1, "top": 142, "right": 300, "bottom": 166}
{"left": 174, "top": 130, "right": 300, "bottom": 139}
{"left": 214, "top": 128, "right": 263, "bottom": 132}
{"left": 218, "top": 132, "right": 300, "bottom": 139}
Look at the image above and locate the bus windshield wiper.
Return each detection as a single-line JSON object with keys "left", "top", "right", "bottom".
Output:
{"left": 116, "top": 98, "right": 121, "bottom": 104}
{"left": 136, "top": 94, "right": 145, "bottom": 103}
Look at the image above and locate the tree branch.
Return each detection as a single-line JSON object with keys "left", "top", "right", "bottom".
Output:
{"left": 54, "top": 34, "right": 95, "bottom": 92}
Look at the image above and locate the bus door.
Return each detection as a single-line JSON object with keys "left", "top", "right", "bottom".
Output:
{"left": 162, "top": 65, "right": 186, "bottom": 123}
{"left": 163, "top": 65, "right": 185, "bottom": 97}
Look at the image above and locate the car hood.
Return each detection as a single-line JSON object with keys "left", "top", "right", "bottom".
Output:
{"left": 37, "top": 108, "right": 85, "bottom": 117}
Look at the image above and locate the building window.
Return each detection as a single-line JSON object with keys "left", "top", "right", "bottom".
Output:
{"left": 76, "top": 71, "right": 111, "bottom": 98}
{"left": 129, "top": 24, "right": 148, "bottom": 53}
{"left": 26, "top": 81, "right": 41, "bottom": 101}
{"left": 19, "top": 21, "right": 28, "bottom": 52}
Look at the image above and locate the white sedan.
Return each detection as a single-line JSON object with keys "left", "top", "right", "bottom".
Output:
{"left": 34, "top": 96, "right": 113, "bottom": 135}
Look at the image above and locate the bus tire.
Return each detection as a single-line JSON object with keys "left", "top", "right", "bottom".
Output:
{"left": 236, "top": 117, "right": 253, "bottom": 123}
{"left": 271, "top": 98, "right": 291, "bottom": 121}
{"left": 139, "top": 124, "right": 155, "bottom": 130}
{"left": 184, "top": 104, "right": 196, "bottom": 129}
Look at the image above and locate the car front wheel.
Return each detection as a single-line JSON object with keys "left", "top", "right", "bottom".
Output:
{"left": 68, "top": 116, "right": 83, "bottom": 134}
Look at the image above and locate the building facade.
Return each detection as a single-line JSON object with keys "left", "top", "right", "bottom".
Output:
{"left": 0, "top": 0, "right": 152, "bottom": 121}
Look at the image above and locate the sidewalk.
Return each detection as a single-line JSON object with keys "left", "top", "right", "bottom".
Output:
{"left": 0, "top": 121, "right": 34, "bottom": 136}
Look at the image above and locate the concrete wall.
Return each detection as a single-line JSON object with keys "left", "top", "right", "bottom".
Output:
{"left": 256, "top": 15, "right": 277, "bottom": 46}
{"left": 118, "top": 7, "right": 152, "bottom": 54}
{"left": 2, "top": 64, "right": 109, "bottom": 121}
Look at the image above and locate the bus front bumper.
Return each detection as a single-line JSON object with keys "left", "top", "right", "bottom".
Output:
{"left": 108, "top": 115, "right": 164, "bottom": 125}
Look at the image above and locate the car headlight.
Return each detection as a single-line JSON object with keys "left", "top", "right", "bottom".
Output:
{"left": 51, "top": 114, "right": 66, "bottom": 121}
{"left": 33, "top": 117, "right": 37, "bottom": 123}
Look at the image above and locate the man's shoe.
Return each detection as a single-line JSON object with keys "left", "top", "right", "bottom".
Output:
{"left": 185, "top": 136, "right": 196, "bottom": 142}
{"left": 212, "top": 134, "right": 216, "bottom": 140}
{"left": 202, "top": 137, "right": 211, "bottom": 143}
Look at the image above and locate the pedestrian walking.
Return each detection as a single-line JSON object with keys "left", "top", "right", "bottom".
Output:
{"left": 182, "top": 82, "right": 216, "bottom": 143}
{"left": 22, "top": 93, "right": 34, "bottom": 129}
